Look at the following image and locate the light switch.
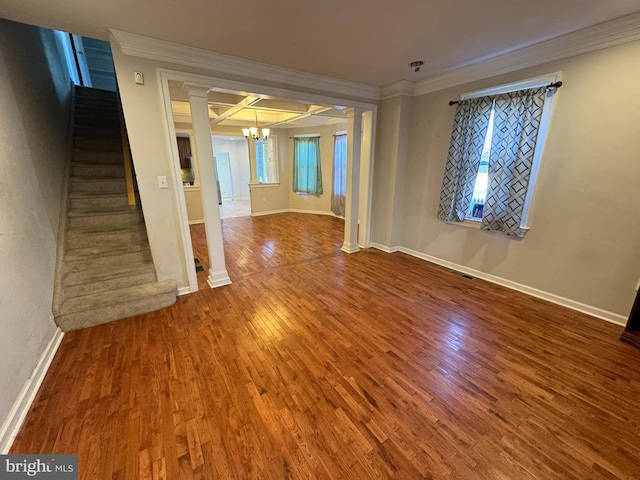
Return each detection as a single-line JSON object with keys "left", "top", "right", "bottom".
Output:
{"left": 134, "top": 72, "right": 144, "bottom": 85}
{"left": 157, "top": 176, "right": 168, "bottom": 188}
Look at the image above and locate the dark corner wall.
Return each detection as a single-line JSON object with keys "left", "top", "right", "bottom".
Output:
{"left": 0, "top": 18, "right": 73, "bottom": 443}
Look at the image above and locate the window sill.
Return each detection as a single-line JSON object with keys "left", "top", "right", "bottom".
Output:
{"left": 446, "top": 218, "right": 530, "bottom": 237}
{"left": 249, "top": 182, "right": 281, "bottom": 188}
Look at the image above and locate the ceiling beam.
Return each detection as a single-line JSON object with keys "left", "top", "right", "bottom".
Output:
{"left": 210, "top": 96, "right": 261, "bottom": 125}
{"left": 265, "top": 106, "right": 334, "bottom": 128}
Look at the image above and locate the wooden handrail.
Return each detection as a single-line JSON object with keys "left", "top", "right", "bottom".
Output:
{"left": 116, "top": 91, "right": 136, "bottom": 208}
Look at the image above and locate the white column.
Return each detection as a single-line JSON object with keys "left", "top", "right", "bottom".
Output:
{"left": 185, "top": 85, "right": 231, "bottom": 287}
{"left": 342, "top": 107, "right": 364, "bottom": 254}
{"left": 358, "top": 109, "right": 376, "bottom": 249}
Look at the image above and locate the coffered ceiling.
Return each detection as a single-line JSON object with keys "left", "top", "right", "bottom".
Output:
{"left": 168, "top": 82, "right": 347, "bottom": 129}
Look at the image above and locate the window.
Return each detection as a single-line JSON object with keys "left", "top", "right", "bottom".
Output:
{"left": 293, "top": 136, "right": 322, "bottom": 195}
{"left": 255, "top": 137, "right": 278, "bottom": 184}
{"left": 438, "top": 74, "right": 559, "bottom": 237}
{"left": 331, "top": 133, "right": 347, "bottom": 216}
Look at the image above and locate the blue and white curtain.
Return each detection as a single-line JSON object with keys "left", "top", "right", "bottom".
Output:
{"left": 331, "top": 134, "right": 347, "bottom": 216}
{"left": 438, "top": 87, "right": 546, "bottom": 236}
{"left": 481, "top": 87, "right": 546, "bottom": 236}
{"left": 437, "top": 97, "right": 493, "bottom": 222}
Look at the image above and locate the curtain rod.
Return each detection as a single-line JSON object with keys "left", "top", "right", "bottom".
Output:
{"left": 448, "top": 81, "right": 563, "bottom": 106}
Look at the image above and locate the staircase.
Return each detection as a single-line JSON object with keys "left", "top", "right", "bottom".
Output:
{"left": 53, "top": 86, "right": 177, "bottom": 332}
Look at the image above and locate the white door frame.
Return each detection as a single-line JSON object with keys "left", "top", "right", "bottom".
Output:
{"left": 157, "top": 69, "right": 377, "bottom": 294}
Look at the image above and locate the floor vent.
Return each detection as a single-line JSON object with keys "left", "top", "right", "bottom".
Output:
{"left": 450, "top": 270, "right": 475, "bottom": 280}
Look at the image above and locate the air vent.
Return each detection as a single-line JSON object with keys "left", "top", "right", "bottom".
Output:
{"left": 450, "top": 270, "right": 475, "bottom": 280}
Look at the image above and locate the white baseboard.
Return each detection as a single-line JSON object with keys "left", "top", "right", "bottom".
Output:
{"left": 251, "top": 208, "right": 290, "bottom": 217}
{"left": 208, "top": 269, "right": 232, "bottom": 288}
{"left": 177, "top": 286, "right": 192, "bottom": 296}
{"left": 188, "top": 219, "right": 204, "bottom": 225}
{"left": 396, "top": 247, "right": 627, "bottom": 326}
{"left": 251, "top": 208, "right": 344, "bottom": 219}
{"left": 370, "top": 243, "right": 400, "bottom": 254}
{"left": 0, "top": 327, "right": 64, "bottom": 453}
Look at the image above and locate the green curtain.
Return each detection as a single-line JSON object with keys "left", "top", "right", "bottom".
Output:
{"left": 293, "top": 137, "right": 322, "bottom": 195}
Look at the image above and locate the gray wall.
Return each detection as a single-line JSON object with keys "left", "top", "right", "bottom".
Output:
{"left": 0, "top": 19, "right": 71, "bottom": 440}
{"left": 373, "top": 39, "right": 640, "bottom": 319}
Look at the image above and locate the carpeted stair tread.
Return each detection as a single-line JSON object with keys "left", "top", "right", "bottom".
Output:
{"left": 66, "top": 249, "right": 152, "bottom": 272}
{"left": 65, "top": 226, "right": 148, "bottom": 249}
{"left": 72, "top": 149, "right": 123, "bottom": 164}
{"left": 71, "top": 162, "right": 125, "bottom": 177}
{"left": 69, "top": 192, "right": 137, "bottom": 210}
{"left": 63, "top": 270, "right": 159, "bottom": 299}
{"left": 59, "top": 279, "right": 176, "bottom": 315}
{"left": 66, "top": 222, "right": 146, "bottom": 237}
{"left": 67, "top": 206, "right": 143, "bottom": 217}
{"left": 55, "top": 280, "right": 177, "bottom": 332}
{"left": 65, "top": 240, "right": 151, "bottom": 259}
{"left": 62, "top": 261, "right": 156, "bottom": 287}
{"left": 69, "top": 177, "right": 127, "bottom": 193}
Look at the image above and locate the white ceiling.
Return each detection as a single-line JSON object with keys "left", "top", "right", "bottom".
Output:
{"left": 168, "top": 81, "right": 348, "bottom": 129}
{"left": 2, "top": 0, "right": 640, "bottom": 87}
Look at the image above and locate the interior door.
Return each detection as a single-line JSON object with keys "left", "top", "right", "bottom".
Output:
{"left": 215, "top": 153, "right": 233, "bottom": 199}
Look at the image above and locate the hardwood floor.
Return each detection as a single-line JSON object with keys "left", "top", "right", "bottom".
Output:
{"left": 11, "top": 213, "right": 640, "bottom": 479}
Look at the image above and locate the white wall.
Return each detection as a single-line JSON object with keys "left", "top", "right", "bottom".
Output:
{"left": 211, "top": 136, "right": 250, "bottom": 200}
{"left": 373, "top": 40, "right": 640, "bottom": 320}
{"left": 0, "top": 19, "right": 71, "bottom": 447}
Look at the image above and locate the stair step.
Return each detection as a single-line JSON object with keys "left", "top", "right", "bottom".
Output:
{"left": 67, "top": 208, "right": 144, "bottom": 229}
{"left": 73, "top": 149, "right": 123, "bottom": 165}
{"left": 75, "top": 86, "right": 117, "bottom": 99}
{"left": 55, "top": 279, "right": 177, "bottom": 332}
{"left": 74, "top": 105, "right": 118, "bottom": 119}
{"left": 74, "top": 113, "right": 120, "bottom": 125}
{"left": 66, "top": 224, "right": 148, "bottom": 249}
{"left": 63, "top": 260, "right": 155, "bottom": 287}
{"left": 71, "top": 162, "right": 125, "bottom": 178}
{"left": 63, "top": 269, "right": 158, "bottom": 298}
{"left": 66, "top": 239, "right": 151, "bottom": 260}
{"left": 74, "top": 137, "right": 122, "bottom": 152}
{"left": 74, "top": 125, "right": 121, "bottom": 140}
{"left": 66, "top": 248, "right": 152, "bottom": 273}
{"left": 70, "top": 177, "right": 126, "bottom": 193}
{"left": 69, "top": 192, "right": 137, "bottom": 210}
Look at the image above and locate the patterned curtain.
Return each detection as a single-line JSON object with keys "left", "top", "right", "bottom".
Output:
{"left": 331, "top": 134, "right": 347, "bottom": 216}
{"left": 293, "top": 137, "right": 323, "bottom": 195}
{"left": 437, "top": 97, "right": 493, "bottom": 222}
{"left": 481, "top": 87, "right": 546, "bottom": 236}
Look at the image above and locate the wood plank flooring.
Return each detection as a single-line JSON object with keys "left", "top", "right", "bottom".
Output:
{"left": 11, "top": 213, "right": 640, "bottom": 479}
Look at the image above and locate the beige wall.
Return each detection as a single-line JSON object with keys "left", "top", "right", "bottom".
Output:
{"left": 111, "top": 50, "right": 191, "bottom": 288}
{"left": 373, "top": 40, "right": 640, "bottom": 319}
{"left": 0, "top": 20, "right": 71, "bottom": 441}
{"left": 287, "top": 123, "right": 347, "bottom": 214}
{"left": 248, "top": 131, "right": 291, "bottom": 215}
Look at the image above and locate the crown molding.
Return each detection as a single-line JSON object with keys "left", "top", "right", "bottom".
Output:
{"left": 413, "top": 11, "right": 640, "bottom": 97}
{"left": 380, "top": 80, "right": 415, "bottom": 100}
{"left": 109, "top": 29, "right": 380, "bottom": 103}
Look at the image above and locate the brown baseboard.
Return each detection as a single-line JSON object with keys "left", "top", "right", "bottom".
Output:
{"left": 620, "top": 331, "right": 640, "bottom": 349}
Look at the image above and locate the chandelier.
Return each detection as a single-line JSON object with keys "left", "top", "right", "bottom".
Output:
{"left": 242, "top": 110, "right": 270, "bottom": 141}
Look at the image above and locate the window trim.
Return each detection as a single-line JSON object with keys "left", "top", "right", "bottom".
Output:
{"left": 457, "top": 72, "right": 561, "bottom": 230}
{"left": 255, "top": 136, "right": 279, "bottom": 185}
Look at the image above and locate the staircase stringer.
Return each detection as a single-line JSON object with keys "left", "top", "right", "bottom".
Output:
{"left": 52, "top": 82, "right": 77, "bottom": 317}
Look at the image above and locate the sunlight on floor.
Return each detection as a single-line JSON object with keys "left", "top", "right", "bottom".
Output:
{"left": 219, "top": 199, "right": 251, "bottom": 219}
